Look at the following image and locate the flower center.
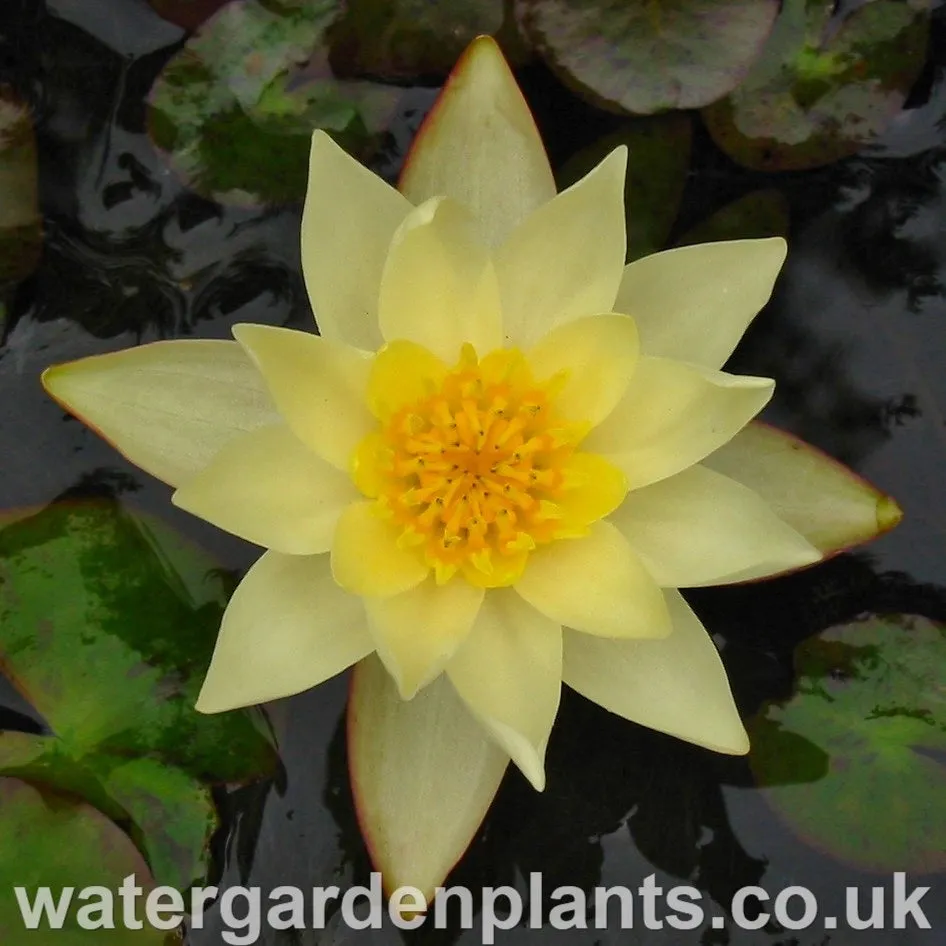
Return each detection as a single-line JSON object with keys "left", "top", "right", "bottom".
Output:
{"left": 362, "top": 344, "right": 586, "bottom": 587}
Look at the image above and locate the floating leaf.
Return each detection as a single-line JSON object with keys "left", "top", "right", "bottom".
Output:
{"left": 0, "top": 501, "right": 276, "bottom": 890}
{"left": 749, "top": 614, "right": 946, "bottom": 873}
{"left": 557, "top": 113, "right": 692, "bottom": 262}
{"left": 675, "top": 189, "right": 789, "bottom": 247}
{"left": 148, "top": 0, "right": 231, "bottom": 31}
{"left": 702, "top": 0, "right": 932, "bottom": 171}
{"left": 0, "top": 778, "right": 169, "bottom": 944}
{"left": 328, "top": 0, "right": 507, "bottom": 80}
{"left": 517, "top": 0, "right": 779, "bottom": 115}
{"left": 147, "top": 0, "right": 400, "bottom": 204}
{"left": 0, "top": 93, "right": 41, "bottom": 286}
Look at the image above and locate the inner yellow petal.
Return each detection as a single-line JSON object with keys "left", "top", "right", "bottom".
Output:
{"left": 556, "top": 452, "right": 628, "bottom": 531}
{"left": 367, "top": 340, "right": 448, "bottom": 421}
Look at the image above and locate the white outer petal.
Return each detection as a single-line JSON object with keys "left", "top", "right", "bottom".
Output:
{"left": 563, "top": 589, "right": 748, "bottom": 754}
{"left": 42, "top": 340, "right": 278, "bottom": 488}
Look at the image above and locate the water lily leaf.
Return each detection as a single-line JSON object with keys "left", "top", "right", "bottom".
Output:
{"left": 147, "top": 0, "right": 230, "bottom": 31}
{"left": 0, "top": 501, "right": 277, "bottom": 890}
{"left": 328, "top": 0, "right": 507, "bottom": 80}
{"left": 0, "top": 778, "right": 169, "bottom": 944}
{"left": 675, "top": 189, "right": 789, "bottom": 247}
{"left": 557, "top": 113, "right": 692, "bottom": 262}
{"left": 702, "top": 0, "right": 932, "bottom": 171}
{"left": 147, "top": 0, "right": 400, "bottom": 204}
{"left": 748, "top": 614, "right": 946, "bottom": 873}
{"left": 0, "top": 93, "right": 41, "bottom": 286}
{"left": 517, "top": 0, "right": 779, "bottom": 115}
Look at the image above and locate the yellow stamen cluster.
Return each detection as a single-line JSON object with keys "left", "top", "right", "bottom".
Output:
{"left": 371, "top": 345, "right": 584, "bottom": 586}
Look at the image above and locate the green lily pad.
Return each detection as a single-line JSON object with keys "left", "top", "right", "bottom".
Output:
{"left": 147, "top": 0, "right": 401, "bottom": 204}
{"left": 749, "top": 614, "right": 946, "bottom": 873}
{"left": 0, "top": 778, "right": 170, "bottom": 944}
{"left": 0, "top": 501, "right": 277, "bottom": 890}
{"left": 675, "top": 189, "right": 789, "bottom": 246}
{"left": 517, "top": 0, "right": 779, "bottom": 115}
{"left": 702, "top": 0, "right": 931, "bottom": 171}
{"left": 328, "top": 0, "right": 507, "bottom": 80}
{"left": 557, "top": 112, "right": 692, "bottom": 262}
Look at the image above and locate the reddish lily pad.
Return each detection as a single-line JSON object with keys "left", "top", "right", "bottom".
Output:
{"left": 702, "top": 0, "right": 932, "bottom": 171}
{"left": 675, "top": 189, "right": 789, "bottom": 246}
{"left": 147, "top": 0, "right": 230, "bottom": 31}
{"left": 0, "top": 93, "right": 41, "bottom": 286}
{"left": 328, "top": 0, "right": 509, "bottom": 80}
{"left": 0, "top": 501, "right": 276, "bottom": 890}
{"left": 749, "top": 614, "right": 946, "bottom": 873}
{"left": 0, "top": 778, "right": 170, "bottom": 944}
{"left": 557, "top": 113, "right": 692, "bottom": 262}
{"left": 147, "top": 0, "right": 400, "bottom": 204}
{"left": 517, "top": 0, "right": 779, "bottom": 115}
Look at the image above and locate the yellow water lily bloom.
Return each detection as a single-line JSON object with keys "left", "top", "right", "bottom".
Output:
{"left": 42, "top": 36, "right": 901, "bottom": 896}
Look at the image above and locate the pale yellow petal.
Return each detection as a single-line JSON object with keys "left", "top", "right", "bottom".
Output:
{"left": 399, "top": 35, "right": 555, "bottom": 247}
{"left": 172, "top": 425, "right": 358, "bottom": 555}
{"left": 497, "top": 147, "right": 628, "bottom": 347}
{"left": 703, "top": 421, "right": 903, "bottom": 556}
{"left": 302, "top": 130, "right": 412, "bottom": 349}
{"left": 332, "top": 501, "right": 428, "bottom": 596}
{"left": 366, "top": 339, "right": 447, "bottom": 420}
{"left": 41, "top": 340, "right": 277, "bottom": 488}
{"left": 349, "top": 654, "right": 508, "bottom": 898}
{"left": 562, "top": 589, "right": 749, "bottom": 754}
{"left": 615, "top": 238, "right": 787, "bottom": 369}
{"left": 583, "top": 355, "right": 773, "bottom": 490}
{"left": 514, "top": 521, "right": 671, "bottom": 639}
{"left": 196, "top": 552, "right": 372, "bottom": 713}
{"left": 611, "top": 464, "right": 821, "bottom": 587}
{"left": 232, "top": 324, "right": 374, "bottom": 470}
{"left": 364, "top": 577, "right": 484, "bottom": 699}
{"left": 527, "top": 314, "right": 638, "bottom": 426}
{"left": 378, "top": 198, "right": 502, "bottom": 362}
{"left": 557, "top": 452, "right": 628, "bottom": 528}
{"left": 447, "top": 589, "right": 562, "bottom": 791}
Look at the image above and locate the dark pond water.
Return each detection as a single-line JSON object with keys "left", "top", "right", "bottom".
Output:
{"left": 2, "top": 1, "right": 946, "bottom": 944}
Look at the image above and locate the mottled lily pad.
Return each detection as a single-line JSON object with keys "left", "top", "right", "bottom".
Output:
{"left": 0, "top": 501, "right": 277, "bottom": 890}
{"left": 675, "top": 189, "right": 789, "bottom": 246}
{"left": 702, "top": 0, "right": 931, "bottom": 171}
{"left": 749, "top": 614, "right": 946, "bottom": 873}
{"left": 517, "top": 0, "right": 779, "bottom": 115}
{"left": 147, "top": 0, "right": 401, "bottom": 204}
{"left": 328, "top": 0, "right": 508, "bottom": 80}
{"left": 0, "top": 778, "right": 169, "bottom": 944}
{"left": 557, "top": 113, "right": 692, "bottom": 262}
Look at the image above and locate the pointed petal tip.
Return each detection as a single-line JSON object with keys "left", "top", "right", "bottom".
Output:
{"left": 193, "top": 693, "right": 218, "bottom": 715}
{"left": 722, "top": 727, "right": 751, "bottom": 756}
{"left": 41, "top": 358, "right": 86, "bottom": 402}
{"left": 877, "top": 494, "right": 904, "bottom": 533}
{"left": 525, "top": 764, "right": 546, "bottom": 792}
{"left": 606, "top": 142, "right": 629, "bottom": 169}
{"left": 455, "top": 33, "right": 514, "bottom": 79}
{"left": 40, "top": 362, "right": 60, "bottom": 393}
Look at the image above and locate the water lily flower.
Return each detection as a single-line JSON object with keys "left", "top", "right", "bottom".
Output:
{"left": 42, "top": 37, "right": 901, "bottom": 896}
